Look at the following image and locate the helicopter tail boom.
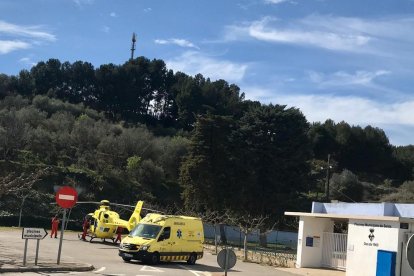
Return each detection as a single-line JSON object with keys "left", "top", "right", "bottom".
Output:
{"left": 127, "top": 200, "right": 144, "bottom": 231}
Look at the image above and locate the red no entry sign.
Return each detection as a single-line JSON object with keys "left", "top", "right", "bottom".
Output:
{"left": 55, "top": 186, "right": 78, "bottom": 209}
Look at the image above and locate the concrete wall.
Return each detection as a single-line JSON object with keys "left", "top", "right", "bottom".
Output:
{"left": 312, "top": 202, "right": 414, "bottom": 218}
{"left": 394, "top": 204, "right": 414, "bottom": 218}
{"left": 347, "top": 219, "right": 400, "bottom": 276}
{"left": 203, "top": 224, "right": 297, "bottom": 247}
{"left": 312, "top": 202, "right": 395, "bottom": 216}
{"left": 296, "top": 216, "right": 333, "bottom": 268}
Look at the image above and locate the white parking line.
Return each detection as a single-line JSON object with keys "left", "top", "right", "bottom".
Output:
{"left": 177, "top": 265, "right": 212, "bottom": 276}
{"left": 140, "top": 265, "right": 164, "bottom": 272}
{"left": 93, "top": 267, "right": 106, "bottom": 273}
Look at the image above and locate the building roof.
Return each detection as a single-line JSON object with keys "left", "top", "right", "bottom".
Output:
{"left": 285, "top": 202, "right": 414, "bottom": 222}
{"left": 284, "top": 211, "right": 414, "bottom": 223}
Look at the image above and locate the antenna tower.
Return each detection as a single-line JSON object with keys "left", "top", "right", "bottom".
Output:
{"left": 130, "top": 32, "right": 137, "bottom": 60}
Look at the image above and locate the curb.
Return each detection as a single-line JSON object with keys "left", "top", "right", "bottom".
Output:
{"left": 0, "top": 263, "right": 94, "bottom": 273}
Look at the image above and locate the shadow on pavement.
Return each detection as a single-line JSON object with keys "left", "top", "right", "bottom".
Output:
{"left": 126, "top": 260, "right": 240, "bottom": 273}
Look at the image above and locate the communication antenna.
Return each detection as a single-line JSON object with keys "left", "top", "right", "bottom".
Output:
{"left": 130, "top": 32, "right": 137, "bottom": 60}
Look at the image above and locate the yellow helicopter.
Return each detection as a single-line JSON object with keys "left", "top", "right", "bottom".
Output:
{"left": 77, "top": 200, "right": 157, "bottom": 243}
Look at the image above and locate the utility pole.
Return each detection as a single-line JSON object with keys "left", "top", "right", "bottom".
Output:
{"left": 130, "top": 32, "right": 136, "bottom": 60}
{"left": 325, "top": 154, "right": 331, "bottom": 202}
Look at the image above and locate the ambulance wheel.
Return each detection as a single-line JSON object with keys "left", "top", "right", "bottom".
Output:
{"left": 149, "top": 252, "right": 160, "bottom": 265}
{"left": 122, "top": 256, "right": 131, "bottom": 262}
{"left": 187, "top": 253, "right": 197, "bottom": 265}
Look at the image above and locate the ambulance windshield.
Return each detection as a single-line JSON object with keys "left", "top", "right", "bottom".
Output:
{"left": 129, "top": 223, "right": 162, "bottom": 239}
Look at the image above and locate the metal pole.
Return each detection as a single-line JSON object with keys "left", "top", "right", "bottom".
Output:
{"left": 57, "top": 208, "right": 66, "bottom": 265}
{"left": 23, "top": 239, "right": 28, "bottom": 266}
{"left": 239, "top": 228, "right": 242, "bottom": 248}
{"left": 35, "top": 239, "right": 40, "bottom": 265}
{"left": 399, "top": 242, "right": 403, "bottom": 276}
{"left": 214, "top": 224, "right": 218, "bottom": 255}
{"left": 275, "top": 230, "right": 279, "bottom": 251}
{"left": 65, "top": 208, "right": 72, "bottom": 231}
{"left": 325, "top": 154, "right": 331, "bottom": 202}
{"left": 224, "top": 247, "right": 229, "bottom": 276}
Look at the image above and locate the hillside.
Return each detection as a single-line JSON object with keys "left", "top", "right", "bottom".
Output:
{"left": 0, "top": 57, "right": 413, "bottom": 228}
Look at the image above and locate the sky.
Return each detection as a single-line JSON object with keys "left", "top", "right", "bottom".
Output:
{"left": 0, "top": 0, "right": 413, "bottom": 146}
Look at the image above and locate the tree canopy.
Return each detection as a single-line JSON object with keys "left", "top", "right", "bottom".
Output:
{"left": 0, "top": 57, "right": 413, "bottom": 227}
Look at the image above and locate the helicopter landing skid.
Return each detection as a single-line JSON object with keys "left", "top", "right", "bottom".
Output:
{"left": 77, "top": 233, "right": 116, "bottom": 244}
{"left": 76, "top": 232, "right": 96, "bottom": 242}
{"left": 78, "top": 233, "right": 91, "bottom": 241}
{"left": 100, "top": 238, "right": 116, "bottom": 244}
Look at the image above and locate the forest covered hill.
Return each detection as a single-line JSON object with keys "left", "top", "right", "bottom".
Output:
{"left": 0, "top": 57, "right": 413, "bottom": 228}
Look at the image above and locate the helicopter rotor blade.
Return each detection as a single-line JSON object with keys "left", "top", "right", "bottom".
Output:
{"left": 109, "top": 203, "right": 135, "bottom": 208}
{"left": 142, "top": 207, "right": 164, "bottom": 213}
{"left": 108, "top": 202, "right": 164, "bottom": 213}
{"left": 54, "top": 200, "right": 165, "bottom": 214}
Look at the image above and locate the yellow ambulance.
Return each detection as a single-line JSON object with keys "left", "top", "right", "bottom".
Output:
{"left": 118, "top": 213, "right": 204, "bottom": 265}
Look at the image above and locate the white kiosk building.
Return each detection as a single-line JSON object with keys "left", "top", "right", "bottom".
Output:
{"left": 286, "top": 202, "right": 414, "bottom": 276}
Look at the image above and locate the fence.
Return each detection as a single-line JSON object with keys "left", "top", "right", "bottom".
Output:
{"left": 322, "top": 232, "right": 347, "bottom": 270}
{"left": 203, "top": 223, "right": 298, "bottom": 254}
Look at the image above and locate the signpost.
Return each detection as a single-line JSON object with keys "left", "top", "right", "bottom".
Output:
{"left": 21, "top": 228, "right": 48, "bottom": 266}
{"left": 217, "top": 248, "right": 237, "bottom": 276}
{"left": 55, "top": 186, "right": 78, "bottom": 265}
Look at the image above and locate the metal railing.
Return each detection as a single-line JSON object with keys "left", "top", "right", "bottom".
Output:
{"left": 322, "top": 232, "right": 347, "bottom": 270}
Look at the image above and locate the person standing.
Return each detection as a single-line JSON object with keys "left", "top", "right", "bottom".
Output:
{"left": 50, "top": 215, "right": 59, "bottom": 238}
{"left": 81, "top": 216, "right": 90, "bottom": 240}
{"left": 115, "top": 226, "right": 123, "bottom": 243}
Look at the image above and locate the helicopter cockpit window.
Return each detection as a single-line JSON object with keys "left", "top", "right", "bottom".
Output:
{"left": 129, "top": 223, "right": 162, "bottom": 239}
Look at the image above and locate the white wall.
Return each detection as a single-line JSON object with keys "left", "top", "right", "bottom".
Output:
{"left": 347, "top": 219, "right": 400, "bottom": 276}
{"left": 312, "top": 202, "right": 395, "bottom": 216}
{"left": 296, "top": 216, "right": 333, "bottom": 268}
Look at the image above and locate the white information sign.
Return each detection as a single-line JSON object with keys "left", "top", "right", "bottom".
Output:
{"left": 22, "top": 228, "right": 48, "bottom": 240}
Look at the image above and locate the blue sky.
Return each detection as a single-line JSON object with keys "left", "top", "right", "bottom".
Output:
{"left": 1, "top": 0, "right": 413, "bottom": 146}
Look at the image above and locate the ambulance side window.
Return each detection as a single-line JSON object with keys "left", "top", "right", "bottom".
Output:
{"left": 158, "top": 227, "right": 171, "bottom": 241}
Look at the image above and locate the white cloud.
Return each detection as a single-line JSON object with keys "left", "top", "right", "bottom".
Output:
{"left": 243, "top": 86, "right": 414, "bottom": 144}
{"left": 244, "top": 89, "right": 401, "bottom": 125}
{"left": 19, "top": 57, "right": 36, "bottom": 66}
{"left": 224, "top": 15, "right": 414, "bottom": 54}
{"left": 308, "top": 70, "right": 391, "bottom": 87}
{"left": 155, "top": 38, "right": 199, "bottom": 49}
{"left": 166, "top": 51, "right": 248, "bottom": 83}
{"left": 0, "top": 40, "right": 30, "bottom": 54}
{"left": 0, "top": 21, "right": 55, "bottom": 55}
{"left": 72, "top": 0, "right": 94, "bottom": 7}
{"left": 101, "top": 26, "right": 110, "bottom": 33}
{"left": 0, "top": 20, "right": 56, "bottom": 41}
{"left": 265, "top": 0, "right": 289, "bottom": 4}
{"left": 110, "top": 12, "right": 117, "bottom": 17}
{"left": 227, "top": 17, "right": 371, "bottom": 52}
{"left": 144, "top": 8, "right": 152, "bottom": 12}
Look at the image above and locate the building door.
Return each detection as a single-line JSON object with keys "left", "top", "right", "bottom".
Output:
{"left": 376, "top": 250, "right": 396, "bottom": 276}
{"left": 322, "top": 232, "right": 348, "bottom": 270}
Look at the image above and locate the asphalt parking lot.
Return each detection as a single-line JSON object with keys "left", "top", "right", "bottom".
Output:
{"left": 0, "top": 228, "right": 299, "bottom": 276}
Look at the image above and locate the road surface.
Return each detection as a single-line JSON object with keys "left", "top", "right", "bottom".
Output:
{"left": 0, "top": 228, "right": 297, "bottom": 276}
